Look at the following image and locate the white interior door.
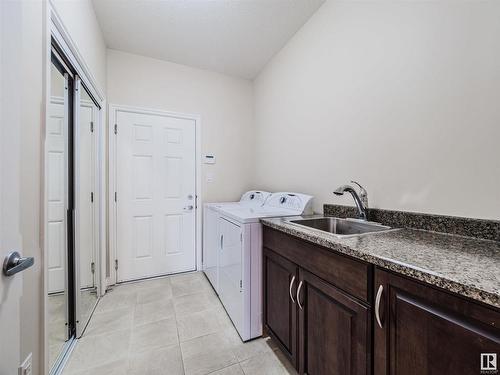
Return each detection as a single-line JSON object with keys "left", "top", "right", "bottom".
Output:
{"left": 218, "top": 217, "right": 243, "bottom": 334}
{"left": 47, "top": 97, "right": 68, "bottom": 294}
{"left": 1, "top": 1, "right": 30, "bottom": 370}
{"left": 0, "top": 131, "right": 24, "bottom": 373}
{"left": 116, "top": 110, "right": 196, "bottom": 281}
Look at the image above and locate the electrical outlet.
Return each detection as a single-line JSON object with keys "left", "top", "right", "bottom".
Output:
{"left": 18, "top": 353, "right": 32, "bottom": 375}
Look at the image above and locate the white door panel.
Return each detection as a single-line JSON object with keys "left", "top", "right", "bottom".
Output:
{"left": 47, "top": 99, "right": 67, "bottom": 293}
{"left": 116, "top": 111, "right": 196, "bottom": 281}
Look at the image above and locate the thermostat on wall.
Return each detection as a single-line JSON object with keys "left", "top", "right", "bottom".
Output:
{"left": 204, "top": 154, "right": 216, "bottom": 164}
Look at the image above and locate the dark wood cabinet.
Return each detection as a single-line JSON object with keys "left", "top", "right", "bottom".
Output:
{"left": 263, "top": 228, "right": 371, "bottom": 375}
{"left": 263, "top": 226, "right": 371, "bottom": 302}
{"left": 263, "top": 226, "right": 500, "bottom": 375}
{"left": 298, "top": 269, "right": 371, "bottom": 375}
{"left": 263, "top": 247, "right": 298, "bottom": 367}
{"left": 374, "top": 269, "right": 500, "bottom": 375}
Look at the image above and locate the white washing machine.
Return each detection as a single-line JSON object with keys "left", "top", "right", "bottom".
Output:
{"left": 214, "top": 192, "right": 313, "bottom": 341}
{"left": 203, "top": 191, "right": 270, "bottom": 292}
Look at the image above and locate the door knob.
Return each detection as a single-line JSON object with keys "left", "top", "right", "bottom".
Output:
{"left": 184, "top": 205, "right": 194, "bottom": 211}
{"left": 3, "top": 251, "right": 34, "bottom": 276}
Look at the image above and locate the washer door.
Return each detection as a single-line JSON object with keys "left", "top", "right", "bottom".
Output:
{"left": 218, "top": 217, "right": 243, "bottom": 335}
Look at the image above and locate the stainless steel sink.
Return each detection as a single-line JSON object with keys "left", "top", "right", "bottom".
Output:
{"left": 287, "top": 217, "right": 394, "bottom": 238}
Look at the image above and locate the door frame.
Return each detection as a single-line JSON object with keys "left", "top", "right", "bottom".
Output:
{"left": 108, "top": 104, "right": 202, "bottom": 286}
{"left": 44, "top": 3, "right": 106, "bottom": 374}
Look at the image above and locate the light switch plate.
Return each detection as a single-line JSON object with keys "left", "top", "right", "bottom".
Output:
{"left": 18, "top": 353, "right": 32, "bottom": 375}
{"left": 206, "top": 171, "right": 214, "bottom": 183}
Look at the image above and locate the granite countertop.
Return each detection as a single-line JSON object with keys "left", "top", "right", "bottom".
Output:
{"left": 261, "top": 215, "right": 500, "bottom": 309}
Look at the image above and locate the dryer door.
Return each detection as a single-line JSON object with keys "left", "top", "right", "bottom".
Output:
{"left": 218, "top": 216, "right": 243, "bottom": 335}
{"left": 202, "top": 206, "right": 220, "bottom": 293}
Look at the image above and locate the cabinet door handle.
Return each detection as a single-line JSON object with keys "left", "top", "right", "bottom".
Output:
{"left": 289, "top": 275, "right": 296, "bottom": 303}
{"left": 375, "top": 285, "right": 384, "bottom": 329}
{"left": 220, "top": 234, "right": 224, "bottom": 250}
{"left": 297, "top": 281, "right": 304, "bottom": 310}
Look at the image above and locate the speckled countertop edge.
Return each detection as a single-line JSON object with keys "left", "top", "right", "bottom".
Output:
{"left": 261, "top": 216, "right": 500, "bottom": 309}
{"left": 324, "top": 204, "right": 500, "bottom": 242}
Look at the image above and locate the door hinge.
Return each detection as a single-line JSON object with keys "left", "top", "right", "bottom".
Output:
{"left": 115, "top": 259, "right": 118, "bottom": 271}
{"left": 91, "top": 262, "right": 95, "bottom": 274}
{"left": 114, "top": 191, "right": 117, "bottom": 202}
{"left": 90, "top": 121, "right": 94, "bottom": 133}
{"left": 240, "top": 280, "right": 243, "bottom": 289}
{"left": 90, "top": 192, "right": 94, "bottom": 203}
{"left": 240, "top": 233, "right": 243, "bottom": 242}
{"left": 114, "top": 123, "right": 117, "bottom": 135}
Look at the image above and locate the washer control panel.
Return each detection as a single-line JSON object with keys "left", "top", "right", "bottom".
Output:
{"left": 264, "top": 192, "right": 314, "bottom": 214}
{"left": 240, "top": 191, "right": 271, "bottom": 205}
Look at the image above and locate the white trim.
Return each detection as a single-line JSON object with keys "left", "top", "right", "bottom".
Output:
{"left": 44, "top": 2, "right": 106, "bottom": 372}
{"left": 42, "top": 2, "right": 51, "bottom": 372}
{"left": 49, "top": 1, "right": 104, "bottom": 103}
{"left": 109, "top": 107, "right": 116, "bottom": 285}
{"left": 108, "top": 104, "right": 202, "bottom": 286}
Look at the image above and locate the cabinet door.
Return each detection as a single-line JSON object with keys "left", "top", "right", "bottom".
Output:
{"left": 263, "top": 248, "right": 299, "bottom": 367}
{"left": 298, "top": 269, "right": 370, "bottom": 375}
{"left": 374, "top": 269, "right": 500, "bottom": 375}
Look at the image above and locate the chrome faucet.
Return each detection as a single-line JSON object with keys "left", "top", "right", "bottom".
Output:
{"left": 333, "top": 181, "right": 368, "bottom": 220}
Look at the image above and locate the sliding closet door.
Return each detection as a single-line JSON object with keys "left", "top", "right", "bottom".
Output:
{"left": 47, "top": 57, "right": 73, "bottom": 370}
{"left": 47, "top": 44, "right": 103, "bottom": 372}
{"left": 75, "top": 81, "right": 99, "bottom": 336}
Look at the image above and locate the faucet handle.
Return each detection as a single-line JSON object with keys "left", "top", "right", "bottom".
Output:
{"left": 350, "top": 181, "right": 368, "bottom": 207}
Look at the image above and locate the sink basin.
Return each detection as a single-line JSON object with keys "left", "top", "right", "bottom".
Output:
{"left": 288, "top": 217, "right": 393, "bottom": 238}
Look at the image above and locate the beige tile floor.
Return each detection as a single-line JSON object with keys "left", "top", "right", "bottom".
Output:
{"left": 63, "top": 272, "right": 298, "bottom": 375}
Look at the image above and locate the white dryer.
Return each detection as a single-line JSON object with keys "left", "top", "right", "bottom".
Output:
{"left": 203, "top": 191, "right": 270, "bottom": 292}
{"left": 215, "top": 192, "right": 313, "bottom": 341}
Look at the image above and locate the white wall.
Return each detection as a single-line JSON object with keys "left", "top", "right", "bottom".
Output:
{"left": 254, "top": 0, "right": 500, "bottom": 220}
{"left": 51, "top": 0, "right": 107, "bottom": 92}
{"left": 107, "top": 49, "right": 255, "bottom": 203}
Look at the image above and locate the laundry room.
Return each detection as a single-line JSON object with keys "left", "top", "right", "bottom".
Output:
{"left": 1, "top": 1, "right": 499, "bottom": 375}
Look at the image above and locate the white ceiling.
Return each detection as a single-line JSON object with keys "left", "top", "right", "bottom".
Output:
{"left": 92, "top": 0, "right": 325, "bottom": 79}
